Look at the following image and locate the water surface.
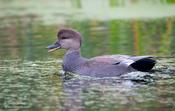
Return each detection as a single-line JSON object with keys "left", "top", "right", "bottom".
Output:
{"left": 0, "top": 58, "right": 175, "bottom": 111}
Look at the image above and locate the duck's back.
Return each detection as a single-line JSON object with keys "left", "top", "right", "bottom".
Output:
{"left": 91, "top": 54, "right": 156, "bottom": 71}
{"left": 75, "top": 55, "right": 156, "bottom": 77}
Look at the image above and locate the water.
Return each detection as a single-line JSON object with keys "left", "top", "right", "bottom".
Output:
{"left": 0, "top": 58, "right": 175, "bottom": 111}
{"left": 0, "top": 0, "right": 175, "bottom": 111}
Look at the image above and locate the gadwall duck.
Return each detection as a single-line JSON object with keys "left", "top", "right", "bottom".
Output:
{"left": 47, "top": 28, "right": 156, "bottom": 77}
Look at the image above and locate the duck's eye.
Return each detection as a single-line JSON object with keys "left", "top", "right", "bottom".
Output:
{"left": 62, "top": 37, "right": 67, "bottom": 39}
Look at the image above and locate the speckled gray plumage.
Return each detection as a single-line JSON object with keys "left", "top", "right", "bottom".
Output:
{"left": 62, "top": 50, "right": 155, "bottom": 77}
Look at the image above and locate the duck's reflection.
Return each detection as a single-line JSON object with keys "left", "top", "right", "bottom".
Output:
{"left": 60, "top": 73, "right": 148, "bottom": 111}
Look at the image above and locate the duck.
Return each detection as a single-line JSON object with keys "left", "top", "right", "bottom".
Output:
{"left": 47, "top": 28, "right": 156, "bottom": 77}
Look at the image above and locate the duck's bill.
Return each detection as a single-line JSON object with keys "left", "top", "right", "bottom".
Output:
{"left": 47, "top": 44, "right": 61, "bottom": 52}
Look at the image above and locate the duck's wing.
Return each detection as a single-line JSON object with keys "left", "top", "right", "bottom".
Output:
{"left": 90, "top": 55, "right": 130, "bottom": 64}
{"left": 90, "top": 55, "right": 156, "bottom": 72}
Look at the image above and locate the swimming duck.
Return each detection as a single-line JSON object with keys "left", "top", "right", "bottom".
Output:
{"left": 47, "top": 28, "right": 156, "bottom": 77}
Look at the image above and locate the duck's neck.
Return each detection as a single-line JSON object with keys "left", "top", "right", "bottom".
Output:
{"left": 63, "top": 49, "right": 86, "bottom": 72}
{"left": 66, "top": 49, "right": 81, "bottom": 55}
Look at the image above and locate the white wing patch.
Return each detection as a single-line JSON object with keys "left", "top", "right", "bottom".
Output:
{"left": 120, "top": 59, "right": 135, "bottom": 66}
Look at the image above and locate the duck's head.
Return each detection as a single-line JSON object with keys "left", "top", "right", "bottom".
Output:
{"left": 47, "top": 28, "right": 82, "bottom": 52}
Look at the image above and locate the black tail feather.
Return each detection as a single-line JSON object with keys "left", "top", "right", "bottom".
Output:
{"left": 130, "top": 58, "right": 156, "bottom": 72}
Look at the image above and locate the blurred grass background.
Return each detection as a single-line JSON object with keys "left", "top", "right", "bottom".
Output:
{"left": 0, "top": 0, "right": 175, "bottom": 60}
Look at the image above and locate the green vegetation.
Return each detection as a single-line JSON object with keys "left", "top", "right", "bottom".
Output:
{"left": 0, "top": 16, "right": 174, "bottom": 59}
